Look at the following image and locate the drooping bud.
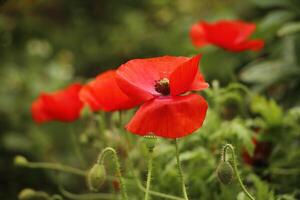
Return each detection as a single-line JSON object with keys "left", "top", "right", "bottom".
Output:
{"left": 14, "top": 155, "right": 29, "bottom": 167}
{"left": 216, "top": 161, "right": 234, "bottom": 185}
{"left": 143, "top": 134, "right": 157, "bottom": 151}
{"left": 87, "top": 163, "right": 106, "bottom": 191}
{"left": 18, "top": 188, "right": 49, "bottom": 200}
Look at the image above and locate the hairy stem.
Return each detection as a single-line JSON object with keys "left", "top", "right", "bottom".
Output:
{"left": 223, "top": 144, "right": 255, "bottom": 200}
{"left": 98, "top": 147, "right": 128, "bottom": 200}
{"left": 175, "top": 139, "right": 189, "bottom": 200}
{"left": 144, "top": 149, "right": 154, "bottom": 200}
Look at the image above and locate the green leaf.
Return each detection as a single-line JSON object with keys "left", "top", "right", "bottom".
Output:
{"left": 250, "top": 174, "right": 275, "bottom": 200}
{"left": 251, "top": 95, "right": 283, "bottom": 126}
{"left": 239, "top": 60, "right": 300, "bottom": 86}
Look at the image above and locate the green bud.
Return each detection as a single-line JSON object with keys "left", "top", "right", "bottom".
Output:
{"left": 143, "top": 134, "right": 157, "bottom": 151}
{"left": 18, "top": 188, "right": 36, "bottom": 200}
{"left": 18, "top": 188, "right": 49, "bottom": 200}
{"left": 79, "top": 133, "right": 89, "bottom": 144}
{"left": 14, "top": 155, "right": 28, "bottom": 167}
{"left": 87, "top": 164, "right": 106, "bottom": 191}
{"left": 217, "top": 161, "right": 234, "bottom": 185}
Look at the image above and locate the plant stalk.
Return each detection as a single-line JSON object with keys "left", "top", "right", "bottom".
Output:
{"left": 175, "top": 139, "right": 189, "bottom": 200}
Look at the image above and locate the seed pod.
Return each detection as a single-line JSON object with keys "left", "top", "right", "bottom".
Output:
{"left": 14, "top": 155, "right": 28, "bottom": 167}
{"left": 217, "top": 161, "right": 234, "bottom": 185}
{"left": 87, "top": 164, "right": 106, "bottom": 191}
{"left": 143, "top": 135, "right": 157, "bottom": 151}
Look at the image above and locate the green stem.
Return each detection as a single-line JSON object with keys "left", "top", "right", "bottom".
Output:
{"left": 119, "top": 111, "right": 132, "bottom": 150}
{"left": 136, "top": 176, "right": 185, "bottom": 200}
{"left": 144, "top": 149, "right": 154, "bottom": 200}
{"left": 98, "top": 147, "right": 128, "bottom": 200}
{"left": 223, "top": 144, "right": 255, "bottom": 200}
{"left": 59, "top": 187, "right": 116, "bottom": 200}
{"left": 175, "top": 139, "right": 189, "bottom": 200}
{"left": 69, "top": 126, "right": 85, "bottom": 167}
{"left": 20, "top": 161, "right": 87, "bottom": 177}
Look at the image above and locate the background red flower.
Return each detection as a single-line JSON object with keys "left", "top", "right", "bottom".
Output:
{"left": 190, "top": 20, "right": 264, "bottom": 52}
{"left": 79, "top": 70, "right": 140, "bottom": 112}
{"left": 31, "top": 83, "right": 83, "bottom": 123}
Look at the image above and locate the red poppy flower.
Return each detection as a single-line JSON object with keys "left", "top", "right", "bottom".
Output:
{"left": 79, "top": 70, "right": 140, "bottom": 112}
{"left": 116, "top": 55, "right": 209, "bottom": 138}
{"left": 31, "top": 83, "right": 83, "bottom": 123}
{"left": 190, "top": 20, "right": 264, "bottom": 52}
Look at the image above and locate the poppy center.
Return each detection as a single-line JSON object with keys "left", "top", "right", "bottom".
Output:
{"left": 154, "top": 78, "right": 170, "bottom": 95}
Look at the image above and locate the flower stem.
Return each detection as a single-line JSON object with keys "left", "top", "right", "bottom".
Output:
{"left": 69, "top": 126, "right": 85, "bottom": 167}
{"left": 59, "top": 187, "right": 117, "bottom": 200}
{"left": 19, "top": 161, "right": 87, "bottom": 177}
{"left": 175, "top": 139, "right": 189, "bottom": 200}
{"left": 98, "top": 147, "right": 128, "bottom": 200}
{"left": 223, "top": 144, "right": 255, "bottom": 200}
{"left": 135, "top": 175, "right": 185, "bottom": 200}
{"left": 144, "top": 148, "right": 154, "bottom": 200}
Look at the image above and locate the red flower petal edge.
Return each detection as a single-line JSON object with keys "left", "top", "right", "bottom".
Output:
{"left": 31, "top": 83, "right": 83, "bottom": 123}
{"left": 79, "top": 70, "right": 140, "bottom": 112}
{"left": 126, "top": 94, "right": 208, "bottom": 138}
{"left": 169, "top": 55, "right": 201, "bottom": 96}
{"left": 190, "top": 20, "right": 264, "bottom": 52}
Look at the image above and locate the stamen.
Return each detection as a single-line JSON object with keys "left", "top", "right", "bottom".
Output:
{"left": 154, "top": 78, "right": 170, "bottom": 95}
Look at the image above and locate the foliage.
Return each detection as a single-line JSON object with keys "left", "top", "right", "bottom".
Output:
{"left": 0, "top": 0, "right": 300, "bottom": 199}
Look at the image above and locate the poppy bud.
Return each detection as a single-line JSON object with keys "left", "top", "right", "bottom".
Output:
{"left": 18, "top": 188, "right": 49, "bottom": 200}
{"left": 79, "top": 133, "right": 89, "bottom": 144}
{"left": 14, "top": 155, "right": 28, "bottom": 167}
{"left": 217, "top": 161, "right": 234, "bottom": 185}
{"left": 87, "top": 164, "right": 106, "bottom": 191}
{"left": 143, "top": 135, "right": 157, "bottom": 151}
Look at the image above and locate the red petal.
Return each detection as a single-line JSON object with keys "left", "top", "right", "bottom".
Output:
{"left": 190, "top": 72, "right": 209, "bottom": 91}
{"left": 190, "top": 22, "right": 209, "bottom": 47}
{"left": 190, "top": 20, "right": 264, "bottom": 52}
{"left": 116, "top": 56, "right": 190, "bottom": 101}
{"left": 80, "top": 70, "right": 140, "bottom": 112}
{"left": 234, "top": 39, "right": 265, "bottom": 52}
{"left": 31, "top": 98, "right": 52, "bottom": 123}
{"left": 126, "top": 94, "right": 208, "bottom": 138}
{"left": 170, "top": 55, "right": 207, "bottom": 96}
{"left": 31, "top": 83, "right": 83, "bottom": 123}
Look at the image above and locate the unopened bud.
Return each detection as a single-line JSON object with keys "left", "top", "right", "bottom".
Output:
{"left": 143, "top": 134, "right": 157, "bottom": 151}
{"left": 18, "top": 188, "right": 36, "bottom": 200}
{"left": 87, "top": 164, "right": 106, "bottom": 191}
{"left": 18, "top": 188, "right": 49, "bottom": 200}
{"left": 79, "top": 133, "right": 88, "bottom": 144}
{"left": 217, "top": 161, "right": 234, "bottom": 185}
{"left": 14, "top": 155, "right": 28, "bottom": 167}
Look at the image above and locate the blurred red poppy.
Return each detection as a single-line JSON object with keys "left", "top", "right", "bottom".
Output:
{"left": 31, "top": 83, "right": 83, "bottom": 123}
{"left": 242, "top": 136, "right": 272, "bottom": 167}
{"left": 116, "top": 55, "right": 209, "bottom": 138}
{"left": 79, "top": 70, "right": 140, "bottom": 112}
{"left": 190, "top": 20, "right": 264, "bottom": 52}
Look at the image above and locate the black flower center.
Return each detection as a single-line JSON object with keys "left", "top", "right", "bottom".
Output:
{"left": 154, "top": 78, "right": 170, "bottom": 96}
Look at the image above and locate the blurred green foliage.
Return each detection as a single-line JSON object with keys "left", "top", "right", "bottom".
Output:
{"left": 1, "top": 0, "right": 300, "bottom": 199}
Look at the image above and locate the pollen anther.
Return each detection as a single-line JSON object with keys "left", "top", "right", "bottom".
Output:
{"left": 154, "top": 78, "right": 170, "bottom": 95}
